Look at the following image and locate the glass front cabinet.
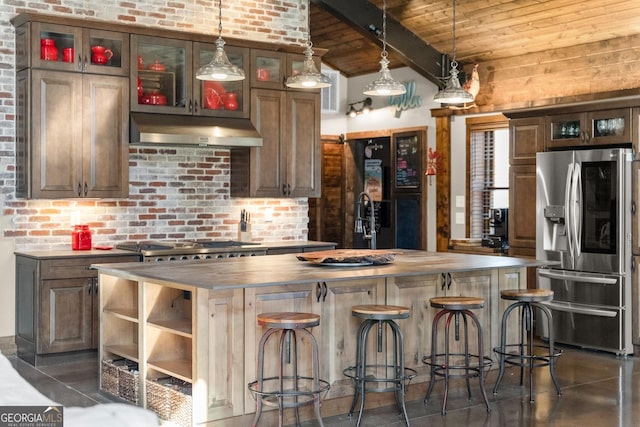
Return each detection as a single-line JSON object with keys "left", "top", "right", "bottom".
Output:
{"left": 250, "top": 49, "right": 320, "bottom": 91}
{"left": 131, "top": 35, "right": 249, "bottom": 118}
{"left": 16, "top": 22, "right": 129, "bottom": 76}
{"left": 546, "top": 108, "right": 632, "bottom": 149}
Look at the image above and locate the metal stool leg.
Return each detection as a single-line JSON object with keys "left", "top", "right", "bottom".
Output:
{"left": 533, "top": 302, "right": 562, "bottom": 396}
{"left": 388, "top": 319, "right": 410, "bottom": 426}
{"left": 493, "top": 302, "right": 520, "bottom": 394}
{"left": 356, "top": 320, "right": 375, "bottom": 427}
{"left": 297, "top": 328, "right": 325, "bottom": 427}
{"left": 424, "top": 309, "right": 447, "bottom": 404}
{"left": 465, "top": 309, "right": 490, "bottom": 413}
{"left": 252, "top": 328, "right": 280, "bottom": 427}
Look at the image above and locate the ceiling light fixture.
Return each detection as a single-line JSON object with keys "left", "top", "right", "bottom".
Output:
{"left": 363, "top": 0, "right": 405, "bottom": 97}
{"left": 346, "top": 98, "right": 373, "bottom": 118}
{"left": 285, "top": 1, "right": 332, "bottom": 89}
{"left": 196, "top": 0, "right": 245, "bottom": 82}
{"left": 433, "top": 0, "right": 473, "bottom": 104}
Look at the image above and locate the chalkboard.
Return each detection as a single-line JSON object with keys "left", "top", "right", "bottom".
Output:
{"left": 395, "top": 133, "right": 420, "bottom": 188}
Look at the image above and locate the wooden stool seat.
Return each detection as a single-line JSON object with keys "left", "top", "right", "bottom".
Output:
{"left": 257, "top": 312, "right": 320, "bottom": 329}
{"left": 429, "top": 296, "right": 485, "bottom": 310}
{"left": 500, "top": 288, "right": 554, "bottom": 302}
{"left": 352, "top": 304, "right": 410, "bottom": 319}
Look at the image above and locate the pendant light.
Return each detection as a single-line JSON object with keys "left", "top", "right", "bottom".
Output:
{"left": 196, "top": 0, "right": 245, "bottom": 81}
{"left": 433, "top": 0, "right": 473, "bottom": 104}
{"left": 363, "top": 0, "right": 405, "bottom": 96}
{"left": 285, "top": 1, "right": 332, "bottom": 89}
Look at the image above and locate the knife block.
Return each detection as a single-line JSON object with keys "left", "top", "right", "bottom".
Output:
{"left": 238, "top": 223, "right": 252, "bottom": 242}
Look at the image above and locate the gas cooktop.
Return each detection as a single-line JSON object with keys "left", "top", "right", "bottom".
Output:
{"left": 115, "top": 240, "right": 259, "bottom": 252}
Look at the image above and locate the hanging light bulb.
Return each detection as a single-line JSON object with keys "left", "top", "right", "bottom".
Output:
{"left": 196, "top": 0, "right": 245, "bottom": 82}
{"left": 363, "top": 0, "right": 405, "bottom": 96}
{"left": 433, "top": 0, "right": 473, "bottom": 104}
{"left": 286, "top": 1, "right": 332, "bottom": 89}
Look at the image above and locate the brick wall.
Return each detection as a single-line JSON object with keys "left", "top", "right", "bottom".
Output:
{"left": 0, "top": 0, "right": 311, "bottom": 250}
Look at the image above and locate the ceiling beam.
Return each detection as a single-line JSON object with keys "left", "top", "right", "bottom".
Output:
{"left": 310, "top": 0, "right": 446, "bottom": 86}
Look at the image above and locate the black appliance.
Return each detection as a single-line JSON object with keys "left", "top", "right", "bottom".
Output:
{"left": 483, "top": 208, "right": 508, "bottom": 249}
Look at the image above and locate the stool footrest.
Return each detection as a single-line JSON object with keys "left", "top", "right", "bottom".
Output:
{"left": 343, "top": 364, "right": 417, "bottom": 393}
{"left": 493, "top": 344, "right": 563, "bottom": 369}
{"left": 422, "top": 353, "right": 493, "bottom": 379}
{"left": 248, "top": 376, "right": 330, "bottom": 409}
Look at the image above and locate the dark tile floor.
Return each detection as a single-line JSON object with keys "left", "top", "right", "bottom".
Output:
{"left": 6, "top": 344, "right": 640, "bottom": 426}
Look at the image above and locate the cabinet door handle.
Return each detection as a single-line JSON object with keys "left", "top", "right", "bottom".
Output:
{"left": 316, "top": 282, "right": 322, "bottom": 302}
{"left": 322, "top": 282, "right": 328, "bottom": 302}
{"left": 84, "top": 182, "right": 88, "bottom": 197}
{"left": 88, "top": 278, "right": 93, "bottom": 294}
{"left": 632, "top": 200, "right": 636, "bottom": 216}
{"left": 83, "top": 55, "right": 89, "bottom": 72}
{"left": 188, "top": 100, "right": 193, "bottom": 113}
{"left": 77, "top": 55, "right": 83, "bottom": 71}
{"left": 447, "top": 272, "right": 452, "bottom": 290}
{"left": 77, "top": 182, "right": 82, "bottom": 197}
{"left": 441, "top": 273, "right": 446, "bottom": 291}
{"left": 287, "top": 184, "right": 291, "bottom": 196}
{"left": 194, "top": 100, "right": 199, "bottom": 113}
{"left": 282, "top": 184, "right": 287, "bottom": 196}
{"left": 93, "top": 278, "right": 99, "bottom": 294}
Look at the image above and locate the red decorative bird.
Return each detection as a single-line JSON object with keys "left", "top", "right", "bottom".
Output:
{"left": 462, "top": 64, "right": 480, "bottom": 99}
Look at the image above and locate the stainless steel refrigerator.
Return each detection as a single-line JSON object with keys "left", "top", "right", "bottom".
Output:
{"left": 536, "top": 147, "right": 633, "bottom": 355}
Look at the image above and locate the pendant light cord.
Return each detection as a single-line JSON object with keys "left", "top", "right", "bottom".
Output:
{"left": 381, "top": 0, "right": 388, "bottom": 60}
{"left": 451, "top": 0, "right": 457, "bottom": 67}
{"left": 217, "top": 0, "right": 223, "bottom": 39}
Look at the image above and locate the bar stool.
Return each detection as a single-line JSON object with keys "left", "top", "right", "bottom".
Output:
{"left": 248, "top": 312, "right": 329, "bottom": 427}
{"left": 422, "top": 296, "right": 492, "bottom": 415}
{"left": 493, "top": 288, "right": 562, "bottom": 403}
{"left": 343, "top": 305, "right": 416, "bottom": 427}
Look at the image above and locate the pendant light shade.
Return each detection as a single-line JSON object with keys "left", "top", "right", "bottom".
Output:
{"left": 196, "top": 0, "right": 245, "bottom": 81}
{"left": 364, "top": 0, "right": 405, "bottom": 96}
{"left": 434, "top": 0, "right": 473, "bottom": 104}
{"left": 286, "top": 1, "right": 332, "bottom": 89}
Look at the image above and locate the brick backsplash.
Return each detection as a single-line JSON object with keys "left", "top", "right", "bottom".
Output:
{"left": 0, "top": 0, "right": 310, "bottom": 250}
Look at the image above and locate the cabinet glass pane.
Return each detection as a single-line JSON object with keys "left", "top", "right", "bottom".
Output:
{"left": 593, "top": 117, "right": 625, "bottom": 137}
{"left": 551, "top": 120, "right": 580, "bottom": 139}
{"left": 137, "top": 42, "right": 186, "bottom": 108}
{"left": 254, "top": 55, "right": 281, "bottom": 83}
{"left": 39, "top": 30, "right": 74, "bottom": 63}
{"left": 89, "top": 35, "right": 123, "bottom": 68}
{"left": 198, "top": 48, "right": 243, "bottom": 112}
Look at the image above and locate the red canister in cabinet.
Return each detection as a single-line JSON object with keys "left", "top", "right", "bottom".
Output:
{"left": 72, "top": 225, "right": 92, "bottom": 250}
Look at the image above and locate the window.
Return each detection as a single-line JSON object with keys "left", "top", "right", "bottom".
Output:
{"left": 466, "top": 116, "right": 509, "bottom": 240}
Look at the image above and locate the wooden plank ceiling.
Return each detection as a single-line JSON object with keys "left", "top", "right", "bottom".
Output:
{"left": 310, "top": 0, "right": 640, "bottom": 110}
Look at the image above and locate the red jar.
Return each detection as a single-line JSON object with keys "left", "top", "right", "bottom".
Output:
{"left": 72, "top": 225, "right": 92, "bottom": 250}
{"left": 40, "top": 38, "right": 58, "bottom": 61}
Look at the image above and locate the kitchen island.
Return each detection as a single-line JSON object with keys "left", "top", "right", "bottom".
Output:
{"left": 95, "top": 251, "right": 547, "bottom": 426}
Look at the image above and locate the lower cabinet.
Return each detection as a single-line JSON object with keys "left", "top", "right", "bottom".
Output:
{"left": 98, "top": 267, "right": 526, "bottom": 424}
{"left": 15, "top": 253, "right": 139, "bottom": 365}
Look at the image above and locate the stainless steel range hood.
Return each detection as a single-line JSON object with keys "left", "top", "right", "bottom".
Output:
{"left": 130, "top": 113, "right": 263, "bottom": 147}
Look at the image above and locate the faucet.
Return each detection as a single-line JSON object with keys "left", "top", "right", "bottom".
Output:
{"left": 354, "top": 191, "right": 377, "bottom": 250}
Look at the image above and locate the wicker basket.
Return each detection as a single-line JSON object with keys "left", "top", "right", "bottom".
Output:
{"left": 118, "top": 360, "right": 140, "bottom": 405}
{"left": 146, "top": 378, "right": 192, "bottom": 427}
{"left": 101, "top": 359, "right": 120, "bottom": 397}
{"left": 101, "top": 359, "right": 139, "bottom": 404}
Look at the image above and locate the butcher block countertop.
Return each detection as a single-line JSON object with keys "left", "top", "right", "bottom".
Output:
{"left": 93, "top": 250, "right": 549, "bottom": 290}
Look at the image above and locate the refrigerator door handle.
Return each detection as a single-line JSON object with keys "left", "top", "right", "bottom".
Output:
{"left": 538, "top": 268, "right": 619, "bottom": 285}
{"left": 539, "top": 300, "right": 619, "bottom": 318}
{"left": 573, "top": 163, "right": 583, "bottom": 257}
{"left": 565, "top": 163, "right": 575, "bottom": 261}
